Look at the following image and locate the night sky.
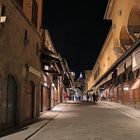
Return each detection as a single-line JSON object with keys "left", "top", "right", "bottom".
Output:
{"left": 43, "top": 0, "right": 111, "bottom": 78}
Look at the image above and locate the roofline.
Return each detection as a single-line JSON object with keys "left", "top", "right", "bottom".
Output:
{"left": 104, "top": 0, "right": 116, "bottom": 20}
{"left": 104, "top": 0, "right": 111, "bottom": 19}
{"left": 44, "top": 29, "right": 57, "bottom": 53}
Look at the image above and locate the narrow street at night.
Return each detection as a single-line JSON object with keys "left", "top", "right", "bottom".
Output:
{"left": 1, "top": 0, "right": 140, "bottom": 139}
{"left": 1, "top": 101, "right": 140, "bottom": 140}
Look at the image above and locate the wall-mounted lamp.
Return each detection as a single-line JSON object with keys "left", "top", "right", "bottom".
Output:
{"left": 123, "top": 86, "right": 129, "bottom": 91}
{"left": 52, "top": 83, "right": 55, "bottom": 87}
{"left": 44, "top": 82, "right": 48, "bottom": 87}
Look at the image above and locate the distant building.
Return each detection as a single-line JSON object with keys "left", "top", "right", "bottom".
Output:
{"left": 75, "top": 72, "right": 85, "bottom": 92}
{"left": 84, "top": 70, "right": 91, "bottom": 92}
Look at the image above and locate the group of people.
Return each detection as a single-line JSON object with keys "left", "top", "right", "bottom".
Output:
{"left": 86, "top": 93, "right": 98, "bottom": 103}
{"left": 63, "top": 89, "right": 99, "bottom": 103}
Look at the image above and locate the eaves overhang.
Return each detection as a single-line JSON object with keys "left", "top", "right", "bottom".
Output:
{"left": 93, "top": 39, "right": 140, "bottom": 88}
{"left": 42, "top": 49, "right": 60, "bottom": 59}
{"left": 40, "top": 48, "right": 61, "bottom": 64}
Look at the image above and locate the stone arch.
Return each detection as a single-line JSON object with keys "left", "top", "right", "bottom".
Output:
{"left": 119, "top": 26, "right": 133, "bottom": 51}
{"left": 127, "top": 5, "right": 140, "bottom": 40}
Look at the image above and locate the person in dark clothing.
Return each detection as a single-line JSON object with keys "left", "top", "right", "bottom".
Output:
{"left": 86, "top": 93, "right": 89, "bottom": 101}
{"left": 92, "top": 93, "right": 96, "bottom": 103}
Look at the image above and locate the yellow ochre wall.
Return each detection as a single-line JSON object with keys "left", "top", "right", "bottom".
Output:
{"left": 86, "top": 0, "right": 140, "bottom": 91}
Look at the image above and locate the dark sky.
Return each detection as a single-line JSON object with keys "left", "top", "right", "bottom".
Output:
{"left": 43, "top": 0, "right": 111, "bottom": 78}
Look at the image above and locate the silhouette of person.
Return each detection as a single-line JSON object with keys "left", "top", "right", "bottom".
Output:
{"left": 92, "top": 93, "right": 96, "bottom": 103}
{"left": 86, "top": 93, "right": 89, "bottom": 101}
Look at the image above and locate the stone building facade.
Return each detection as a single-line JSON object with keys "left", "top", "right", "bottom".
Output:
{"left": 0, "top": 0, "right": 74, "bottom": 133}
{"left": 0, "top": 0, "right": 43, "bottom": 132}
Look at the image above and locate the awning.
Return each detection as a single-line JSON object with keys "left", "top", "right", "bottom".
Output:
{"left": 41, "top": 49, "right": 61, "bottom": 64}
{"left": 44, "top": 50, "right": 60, "bottom": 60}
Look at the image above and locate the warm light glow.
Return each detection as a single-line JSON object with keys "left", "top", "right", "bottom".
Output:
{"left": 70, "top": 72, "right": 75, "bottom": 76}
{"left": 123, "top": 87, "right": 129, "bottom": 91}
{"left": 44, "top": 83, "right": 48, "bottom": 87}
{"left": 0, "top": 16, "right": 6, "bottom": 23}
{"left": 52, "top": 83, "right": 55, "bottom": 87}
{"left": 44, "top": 65, "right": 49, "bottom": 70}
